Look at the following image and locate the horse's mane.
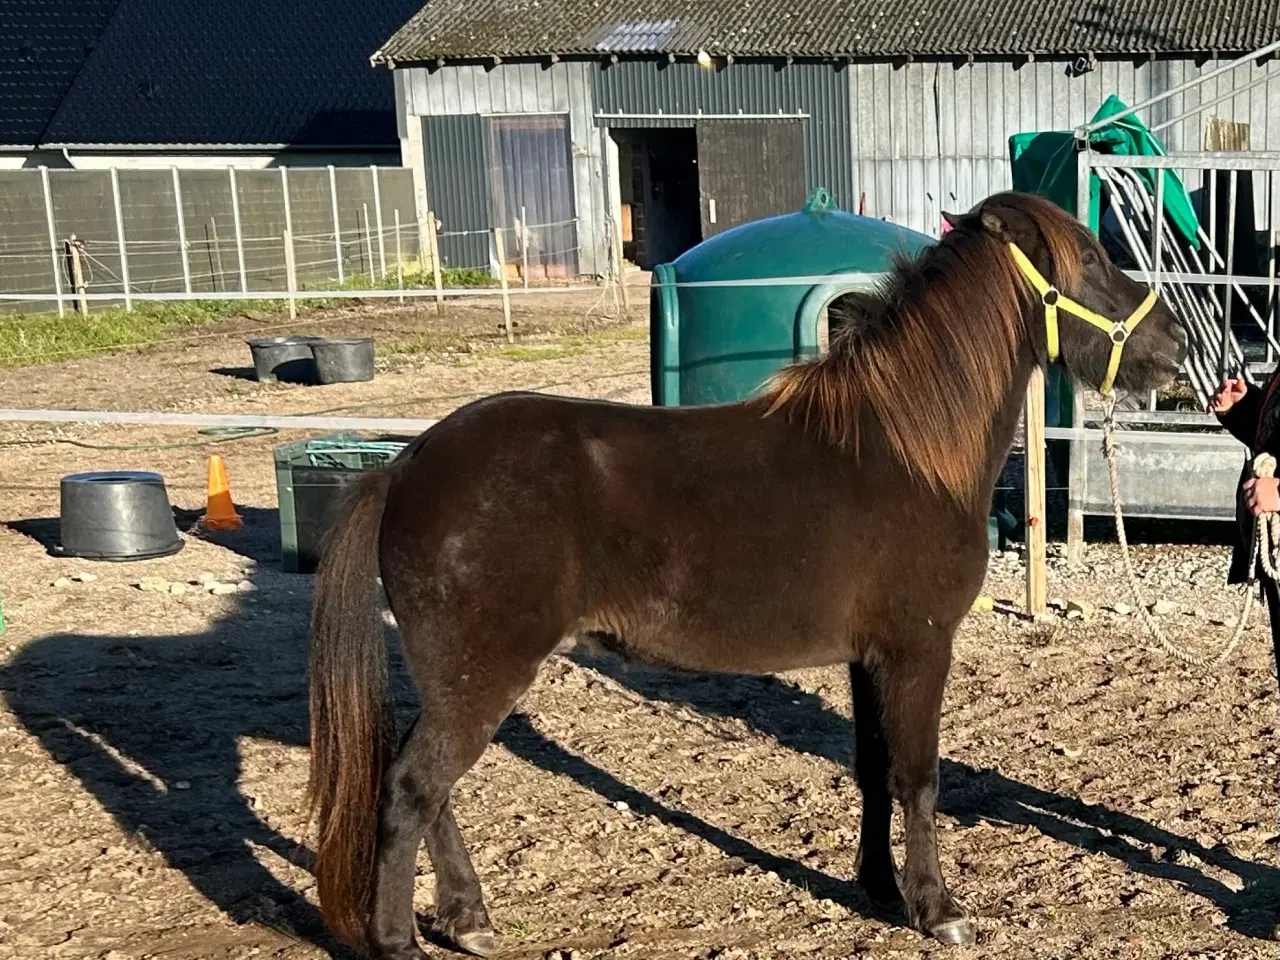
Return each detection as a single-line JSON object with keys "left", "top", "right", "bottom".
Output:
{"left": 754, "top": 193, "right": 1083, "bottom": 506}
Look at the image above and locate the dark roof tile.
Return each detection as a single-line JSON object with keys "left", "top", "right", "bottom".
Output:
{"left": 33, "top": 0, "right": 424, "bottom": 149}
{"left": 374, "top": 0, "right": 1280, "bottom": 61}
{"left": 0, "top": 0, "right": 122, "bottom": 146}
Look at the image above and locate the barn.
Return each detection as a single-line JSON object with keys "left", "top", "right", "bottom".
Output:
{"left": 376, "top": 0, "right": 1280, "bottom": 278}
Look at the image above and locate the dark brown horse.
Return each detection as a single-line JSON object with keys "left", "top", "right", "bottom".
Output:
{"left": 307, "top": 192, "right": 1188, "bottom": 958}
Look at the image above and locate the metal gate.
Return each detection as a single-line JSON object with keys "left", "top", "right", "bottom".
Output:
{"left": 1059, "top": 41, "right": 1280, "bottom": 559}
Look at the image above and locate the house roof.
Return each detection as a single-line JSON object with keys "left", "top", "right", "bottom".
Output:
{"left": 373, "top": 0, "right": 1280, "bottom": 62}
{"left": 0, "top": 0, "right": 122, "bottom": 147}
{"left": 2, "top": 0, "right": 425, "bottom": 150}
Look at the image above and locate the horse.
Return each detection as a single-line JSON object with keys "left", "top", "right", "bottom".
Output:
{"left": 306, "top": 191, "right": 1189, "bottom": 959}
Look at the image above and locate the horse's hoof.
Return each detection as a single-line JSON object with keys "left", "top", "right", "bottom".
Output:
{"left": 928, "top": 918, "right": 976, "bottom": 945}
{"left": 456, "top": 930, "right": 502, "bottom": 957}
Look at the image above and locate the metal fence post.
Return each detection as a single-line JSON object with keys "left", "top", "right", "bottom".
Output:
{"left": 110, "top": 167, "right": 132, "bottom": 310}
{"left": 519, "top": 205, "right": 529, "bottom": 290}
{"left": 1221, "top": 170, "right": 1239, "bottom": 379}
{"left": 39, "top": 166, "right": 65, "bottom": 317}
{"left": 1065, "top": 141, "right": 1094, "bottom": 567}
{"left": 329, "top": 165, "right": 344, "bottom": 284}
{"left": 362, "top": 203, "right": 375, "bottom": 281}
{"left": 172, "top": 167, "right": 192, "bottom": 295}
{"left": 281, "top": 166, "right": 294, "bottom": 292}
{"left": 228, "top": 166, "right": 248, "bottom": 293}
{"left": 394, "top": 208, "right": 404, "bottom": 304}
{"left": 371, "top": 165, "right": 387, "bottom": 277}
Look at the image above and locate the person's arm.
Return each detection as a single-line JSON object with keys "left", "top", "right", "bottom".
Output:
{"left": 1216, "top": 382, "right": 1264, "bottom": 447}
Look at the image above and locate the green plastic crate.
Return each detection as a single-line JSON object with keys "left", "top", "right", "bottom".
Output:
{"left": 274, "top": 432, "right": 408, "bottom": 574}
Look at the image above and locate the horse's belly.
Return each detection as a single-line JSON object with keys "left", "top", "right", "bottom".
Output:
{"left": 574, "top": 597, "right": 854, "bottom": 675}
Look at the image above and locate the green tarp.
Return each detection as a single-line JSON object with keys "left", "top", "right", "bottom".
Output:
{"left": 1009, "top": 94, "right": 1201, "bottom": 248}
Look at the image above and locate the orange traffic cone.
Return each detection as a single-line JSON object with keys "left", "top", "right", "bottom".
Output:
{"left": 202, "top": 455, "right": 243, "bottom": 530}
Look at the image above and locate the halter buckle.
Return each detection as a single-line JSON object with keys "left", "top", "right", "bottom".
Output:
{"left": 1042, "top": 288, "right": 1060, "bottom": 307}
{"left": 1109, "top": 323, "right": 1128, "bottom": 344}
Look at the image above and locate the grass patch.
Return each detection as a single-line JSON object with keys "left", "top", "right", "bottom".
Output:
{"left": 0, "top": 265, "right": 502, "bottom": 369}
{"left": 0, "top": 299, "right": 278, "bottom": 368}
{"left": 499, "top": 344, "right": 588, "bottom": 362}
{"left": 377, "top": 331, "right": 474, "bottom": 357}
{"left": 576, "top": 323, "right": 648, "bottom": 344}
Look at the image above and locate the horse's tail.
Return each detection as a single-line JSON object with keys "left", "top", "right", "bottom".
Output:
{"left": 307, "top": 467, "right": 396, "bottom": 951}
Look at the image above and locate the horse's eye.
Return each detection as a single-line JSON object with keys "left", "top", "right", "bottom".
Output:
{"left": 1081, "top": 249, "right": 1099, "bottom": 267}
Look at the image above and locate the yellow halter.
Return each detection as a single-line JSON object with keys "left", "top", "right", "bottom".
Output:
{"left": 1007, "top": 243, "right": 1160, "bottom": 396}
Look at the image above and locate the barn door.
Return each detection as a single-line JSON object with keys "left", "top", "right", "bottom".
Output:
{"left": 695, "top": 120, "right": 806, "bottom": 238}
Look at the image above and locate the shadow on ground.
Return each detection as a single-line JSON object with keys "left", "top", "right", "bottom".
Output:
{"left": 1, "top": 576, "right": 1274, "bottom": 956}
{"left": 6, "top": 505, "right": 282, "bottom": 566}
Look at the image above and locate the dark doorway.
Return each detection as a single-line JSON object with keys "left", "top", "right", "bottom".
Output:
{"left": 695, "top": 120, "right": 806, "bottom": 237}
{"left": 614, "top": 127, "right": 702, "bottom": 269}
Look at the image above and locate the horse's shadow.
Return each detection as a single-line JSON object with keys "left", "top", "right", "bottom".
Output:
{"left": 1, "top": 582, "right": 1275, "bottom": 956}
{"left": 551, "top": 651, "right": 1280, "bottom": 939}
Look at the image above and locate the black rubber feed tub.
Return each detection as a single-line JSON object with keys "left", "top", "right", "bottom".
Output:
{"left": 313, "top": 338, "right": 376, "bottom": 384}
{"left": 57, "top": 471, "right": 183, "bottom": 561}
{"left": 247, "top": 335, "right": 324, "bottom": 383}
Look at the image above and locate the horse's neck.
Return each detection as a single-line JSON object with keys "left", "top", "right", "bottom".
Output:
{"left": 978, "top": 345, "right": 1040, "bottom": 507}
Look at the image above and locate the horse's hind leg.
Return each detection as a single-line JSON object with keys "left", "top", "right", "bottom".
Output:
{"left": 368, "top": 619, "right": 554, "bottom": 960}
{"left": 875, "top": 643, "right": 974, "bottom": 946}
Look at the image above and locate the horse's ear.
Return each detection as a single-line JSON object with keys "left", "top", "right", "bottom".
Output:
{"left": 941, "top": 210, "right": 963, "bottom": 229}
{"left": 979, "top": 209, "right": 1015, "bottom": 242}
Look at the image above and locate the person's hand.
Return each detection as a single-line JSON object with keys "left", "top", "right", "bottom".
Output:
{"left": 1210, "top": 377, "right": 1249, "bottom": 414}
{"left": 1243, "top": 477, "right": 1280, "bottom": 516}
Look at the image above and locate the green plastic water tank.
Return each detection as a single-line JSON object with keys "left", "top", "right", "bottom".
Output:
{"left": 650, "top": 188, "right": 936, "bottom": 407}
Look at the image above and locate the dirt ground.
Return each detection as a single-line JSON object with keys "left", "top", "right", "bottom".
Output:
{"left": 0, "top": 288, "right": 1277, "bottom": 960}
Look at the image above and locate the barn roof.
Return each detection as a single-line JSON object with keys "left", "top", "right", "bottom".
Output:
{"left": 2, "top": 0, "right": 425, "bottom": 150}
{"left": 373, "top": 0, "right": 1280, "bottom": 63}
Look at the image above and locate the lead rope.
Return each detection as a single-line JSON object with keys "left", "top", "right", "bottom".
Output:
{"left": 1100, "top": 392, "right": 1276, "bottom": 671}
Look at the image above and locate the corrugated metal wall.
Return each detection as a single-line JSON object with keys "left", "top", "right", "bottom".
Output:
{"left": 850, "top": 57, "right": 1280, "bottom": 236}
{"left": 592, "top": 59, "right": 853, "bottom": 210}
{"left": 423, "top": 114, "right": 492, "bottom": 269}
{"left": 398, "top": 55, "right": 1280, "bottom": 267}
{"left": 401, "top": 61, "right": 608, "bottom": 275}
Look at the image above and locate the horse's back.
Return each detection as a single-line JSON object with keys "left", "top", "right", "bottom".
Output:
{"left": 376, "top": 391, "right": 987, "bottom": 673}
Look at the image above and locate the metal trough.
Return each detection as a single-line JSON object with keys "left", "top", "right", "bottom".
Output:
{"left": 1068, "top": 410, "right": 1243, "bottom": 529}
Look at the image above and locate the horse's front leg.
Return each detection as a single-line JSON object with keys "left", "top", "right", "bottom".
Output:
{"left": 878, "top": 639, "right": 974, "bottom": 945}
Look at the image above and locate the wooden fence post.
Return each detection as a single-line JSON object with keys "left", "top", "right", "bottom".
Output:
{"left": 427, "top": 211, "right": 444, "bottom": 314}
{"left": 614, "top": 221, "right": 630, "bottom": 315}
{"left": 283, "top": 228, "right": 298, "bottom": 320}
{"left": 1025, "top": 368, "right": 1048, "bottom": 615}
{"left": 67, "top": 237, "right": 88, "bottom": 316}
{"left": 494, "top": 227, "right": 513, "bottom": 343}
